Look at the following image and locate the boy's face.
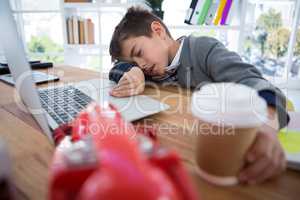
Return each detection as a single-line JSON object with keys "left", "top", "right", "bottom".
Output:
{"left": 120, "top": 22, "right": 171, "bottom": 76}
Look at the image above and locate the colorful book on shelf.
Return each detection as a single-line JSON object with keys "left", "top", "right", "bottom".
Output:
{"left": 225, "top": 0, "right": 237, "bottom": 25}
{"left": 220, "top": 0, "right": 233, "bottom": 25}
{"left": 213, "top": 0, "right": 227, "bottom": 25}
{"left": 184, "top": 0, "right": 198, "bottom": 24}
{"left": 197, "top": 0, "right": 212, "bottom": 25}
{"left": 64, "top": 0, "right": 93, "bottom": 3}
{"left": 190, "top": 0, "right": 206, "bottom": 25}
{"left": 205, "top": 0, "right": 220, "bottom": 25}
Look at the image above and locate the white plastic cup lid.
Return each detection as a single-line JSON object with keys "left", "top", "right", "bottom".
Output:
{"left": 191, "top": 83, "right": 268, "bottom": 128}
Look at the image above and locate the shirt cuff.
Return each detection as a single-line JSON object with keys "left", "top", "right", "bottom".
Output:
{"left": 258, "top": 90, "right": 290, "bottom": 129}
{"left": 109, "top": 62, "right": 136, "bottom": 83}
{"left": 258, "top": 90, "right": 277, "bottom": 107}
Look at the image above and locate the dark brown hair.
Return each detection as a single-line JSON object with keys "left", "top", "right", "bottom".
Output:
{"left": 109, "top": 6, "right": 172, "bottom": 62}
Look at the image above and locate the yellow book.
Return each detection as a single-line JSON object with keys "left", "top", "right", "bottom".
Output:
{"left": 213, "top": 0, "right": 227, "bottom": 25}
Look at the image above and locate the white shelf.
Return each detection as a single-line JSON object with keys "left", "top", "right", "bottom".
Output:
{"left": 65, "top": 44, "right": 101, "bottom": 48}
{"left": 98, "top": 2, "right": 144, "bottom": 8}
{"left": 248, "top": 0, "right": 295, "bottom": 4}
{"left": 64, "top": 44, "right": 110, "bottom": 50}
{"left": 64, "top": 2, "right": 146, "bottom": 10}
{"left": 12, "top": 10, "right": 61, "bottom": 13}
{"left": 168, "top": 25, "right": 241, "bottom": 31}
{"left": 64, "top": 2, "right": 98, "bottom": 10}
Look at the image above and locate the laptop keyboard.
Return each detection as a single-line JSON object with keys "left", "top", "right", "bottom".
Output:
{"left": 38, "top": 86, "right": 93, "bottom": 125}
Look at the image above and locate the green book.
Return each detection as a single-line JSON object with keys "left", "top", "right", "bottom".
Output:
{"left": 197, "top": 0, "right": 212, "bottom": 25}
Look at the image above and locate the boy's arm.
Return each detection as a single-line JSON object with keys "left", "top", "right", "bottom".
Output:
{"left": 200, "top": 38, "right": 289, "bottom": 129}
{"left": 110, "top": 66, "right": 145, "bottom": 97}
{"left": 109, "top": 62, "right": 148, "bottom": 97}
{"left": 109, "top": 61, "right": 152, "bottom": 83}
{"left": 109, "top": 62, "right": 136, "bottom": 83}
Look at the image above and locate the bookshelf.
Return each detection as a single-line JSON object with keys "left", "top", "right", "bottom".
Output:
{"left": 60, "top": 0, "right": 300, "bottom": 84}
{"left": 60, "top": 0, "right": 147, "bottom": 71}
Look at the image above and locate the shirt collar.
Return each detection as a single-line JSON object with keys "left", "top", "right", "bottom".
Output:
{"left": 167, "top": 37, "right": 185, "bottom": 72}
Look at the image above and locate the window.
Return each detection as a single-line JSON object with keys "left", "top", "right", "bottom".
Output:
{"left": 100, "top": 9, "right": 124, "bottom": 46}
{"left": 14, "top": 0, "right": 60, "bottom": 11}
{"left": 242, "top": 0, "right": 297, "bottom": 79}
{"left": 23, "top": 13, "right": 64, "bottom": 63}
{"left": 10, "top": 0, "right": 64, "bottom": 64}
{"left": 0, "top": 44, "right": 4, "bottom": 62}
{"left": 290, "top": 22, "right": 300, "bottom": 78}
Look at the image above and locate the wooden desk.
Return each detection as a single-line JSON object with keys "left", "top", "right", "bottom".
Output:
{"left": 0, "top": 65, "right": 300, "bottom": 200}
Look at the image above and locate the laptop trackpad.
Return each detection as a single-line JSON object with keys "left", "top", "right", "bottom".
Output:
{"left": 75, "top": 85, "right": 170, "bottom": 122}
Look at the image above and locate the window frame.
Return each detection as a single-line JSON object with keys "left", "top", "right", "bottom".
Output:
{"left": 11, "top": 0, "right": 64, "bottom": 61}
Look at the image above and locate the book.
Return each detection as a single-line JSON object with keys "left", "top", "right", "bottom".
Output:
{"left": 87, "top": 19, "right": 95, "bottom": 44}
{"left": 66, "top": 16, "right": 94, "bottom": 45}
{"left": 66, "top": 18, "right": 70, "bottom": 44}
{"left": 190, "top": 0, "right": 206, "bottom": 25}
{"left": 72, "top": 16, "right": 79, "bottom": 44}
{"left": 205, "top": 0, "right": 220, "bottom": 25}
{"left": 220, "top": 0, "right": 233, "bottom": 25}
{"left": 184, "top": 0, "right": 199, "bottom": 24}
{"left": 213, "top": 0, "right": 227, "bottom": 25}
{"left": 79, "top": 18, "right": 85, "bottom": 44}
{"left": 225, "top": 0, "right": 238, "bottom": 25}
{"left": 67, "top": 17, "right": 74, "bottom": 44}
{"left": 197, "top": 0, "right": 212, "bottom": 25}
{"left": 83, "top": 19, "right": 89, "bottom": 44}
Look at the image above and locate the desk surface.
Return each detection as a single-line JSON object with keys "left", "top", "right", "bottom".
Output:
{"left": 0, "top": 65, "right": 300, "bottom": 200}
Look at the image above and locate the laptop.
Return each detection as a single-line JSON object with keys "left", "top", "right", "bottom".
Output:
{"left": 279, "top": 112, "right": 300, "bottom": 171}
{"left": 0, "top": 71, "right": 59, "bottom": 85}
{"left": 0, "top": 0, "right": 170, "bottom": 143}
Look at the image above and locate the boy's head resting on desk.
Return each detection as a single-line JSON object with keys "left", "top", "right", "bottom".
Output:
{"left": 109, "top": 7, "right": 179, "bottom": 77}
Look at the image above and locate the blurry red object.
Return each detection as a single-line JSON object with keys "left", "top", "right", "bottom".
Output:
{"left": 49, "top": 102, "right": 198, "bottom": 200}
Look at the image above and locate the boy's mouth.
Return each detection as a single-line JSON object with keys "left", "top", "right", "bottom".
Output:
{"left": 145, "top": 65, "right": 155, "bottom": 75}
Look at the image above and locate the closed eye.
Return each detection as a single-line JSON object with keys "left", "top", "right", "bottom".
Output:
{"left": 136, "top": 50, "right": 142, "bottom": 57}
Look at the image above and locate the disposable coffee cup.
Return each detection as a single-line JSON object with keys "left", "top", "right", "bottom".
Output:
{"left": 191, "top": 83, "right": 268, "bottom": 186}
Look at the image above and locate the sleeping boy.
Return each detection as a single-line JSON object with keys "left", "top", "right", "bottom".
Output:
{"left": 108, "top": 7, "right": 289, "bottom": 185}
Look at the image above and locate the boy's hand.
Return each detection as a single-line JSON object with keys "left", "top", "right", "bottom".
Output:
{"left": 239, "top": 106, "right": 286, "bottom": 184}
{"left": 110, "top": 67, "right": 145, "bottom": 97}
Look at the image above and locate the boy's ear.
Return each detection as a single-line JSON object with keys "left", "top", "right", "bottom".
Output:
{"left": 150, "top": 21, "right": 166, "bottom": 39}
